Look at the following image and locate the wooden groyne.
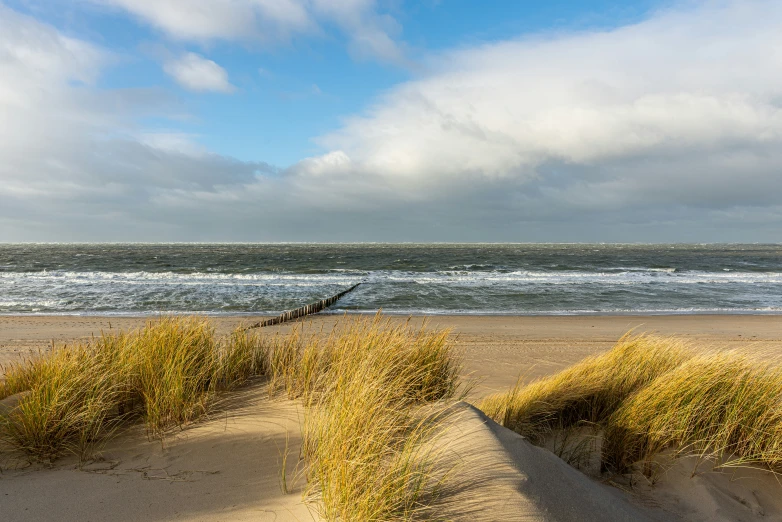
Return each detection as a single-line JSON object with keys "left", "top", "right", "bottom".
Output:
{"left": 245, "top": 283, "right": 362, "bottom": 329}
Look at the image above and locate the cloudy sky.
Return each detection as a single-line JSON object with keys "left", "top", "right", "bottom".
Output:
{"left": 1, "top": 0, "right": 780, "bottom": 242}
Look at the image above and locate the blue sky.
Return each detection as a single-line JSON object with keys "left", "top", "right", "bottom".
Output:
{"left": 1, "top": 0, "right": 781, "bottom": 242}
{"left": 6, "top": 0, "right": 666, "bottom": 166}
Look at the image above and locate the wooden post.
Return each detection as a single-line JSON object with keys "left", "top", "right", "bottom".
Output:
{"left": 245, "top": 282, "right": 362, "bottom": 330}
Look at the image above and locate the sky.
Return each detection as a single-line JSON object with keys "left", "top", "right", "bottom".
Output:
{"left": 1, "top": 0, "right": 781, "bottom": 242}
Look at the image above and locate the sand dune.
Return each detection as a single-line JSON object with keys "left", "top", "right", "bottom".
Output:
{"left": 3, "top": 314, "right": 782, "bottom": 521}
{"left": 439, "top": 403, "right": 782, "bottom": 521}
{"left": 0, "top": 383, "right": 314, "bottom": 522}
{"left": 5, "top": 387, "right": 781, "bottom": 521}
{"left": 628, "top": 454, "right": 782, "bottom": 521}
{"left": 433, "top": 402, "right": 662, "bottom": 521}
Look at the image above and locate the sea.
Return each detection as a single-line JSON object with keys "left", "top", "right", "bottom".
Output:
{"left": 1, "top": 243, "right": 781, "bottom": 316}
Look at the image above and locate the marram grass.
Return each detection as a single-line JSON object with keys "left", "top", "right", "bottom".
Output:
{"left": 605, "top": 351, "right": 782, "bottom": 471}
{"left": 0, "top": 345, "right": 119, "bottom": 461}
{"left": 479, "top": 335, "right": 694, "bottom": 444}
{"left": 0, "top": 317, "right": 268, "bottom": 459}
{"left": 0, "top": 315, "right": 465, "bottom": 522}
{"left": 480, "top": 334, "right": 782, "bottom": 473}
{"left": 307, "top": 318, "right": 462, "bottom": 521}
{"left": 261, "top": 316, "right": 465, "bottom": 521}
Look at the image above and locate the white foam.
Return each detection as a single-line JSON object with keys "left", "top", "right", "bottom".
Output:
{"left": 2, "top": 268, "right": 782, "bottom": 314}
{"left": 3, "top": 268, "right": 782, "bottom": 286}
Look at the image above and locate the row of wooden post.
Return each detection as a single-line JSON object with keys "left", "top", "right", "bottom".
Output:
{"left": 245, "top": 283, "right": 362, "bottom": 329}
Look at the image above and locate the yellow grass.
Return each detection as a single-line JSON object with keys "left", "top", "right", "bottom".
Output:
{"left": 261, "top": 315, "right": 464, "bottom": 520}
{"left": 480, "top": 334, "right": 782, "bottom": 473}
{"left": 0, "top": 317, "right": 267, "bottom": 459}
{"left": 0, "top": 345, "right": 118, "bottom": 461}
{"left": 307, "top": 318, "right": 461, "bottom": 520}
{"left": 0, "top": 314, "right": 465, "bottom": 521}
{"left": 480, "top": 335, "right": 693, "bottom": 443}
{"left": 605, "top": 351, "right": 782, "bottom": 471}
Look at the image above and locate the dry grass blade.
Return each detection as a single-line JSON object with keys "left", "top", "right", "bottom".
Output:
{"left": 480, "top": 334, "right": 693, "bottom": 444}
{"left": 0, "top": 316, "right": 271, "bottom": 460}
{"left": 480, "top": 333, "right": 782, "bottom": 476}
{"left": 1, "top": 313, "right": 466, "bottom": 521}
{"left": 263, "top": 315, "right": 464, "bottom": 521}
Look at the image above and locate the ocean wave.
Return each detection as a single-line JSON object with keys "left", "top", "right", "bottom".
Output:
{"left": 4, "top": 307, "right": 782, "bottom": 317}
{"left": 2, "top": 268, "right": 782, "bottom": 314}
{"left": 0, "top": 270, "right": 360, "bottom": 286}
{"left": 2, "top": 268, "right": 782, "bottom": 286}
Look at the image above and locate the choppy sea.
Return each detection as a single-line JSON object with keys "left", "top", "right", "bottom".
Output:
{"left": 1, "top": 243, "right": 781, "bottom": 316}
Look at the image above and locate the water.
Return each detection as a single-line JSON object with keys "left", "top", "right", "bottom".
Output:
{"left": 1, "top": 243, "right": 781, "bottom": 316}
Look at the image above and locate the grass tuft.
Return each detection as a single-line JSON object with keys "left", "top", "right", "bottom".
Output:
{"left": 481, "top": 333, "right": 782, "bottom": 474}
{"left": 604, "top": 351, "right": 782, "bottom": 471}
{"left": 260, "top": 315, "right": 464, "bottom": 521}
{"left": 1, "top": 345, "right": 118, "bottom": 461}
{"left": 480, "top": 335, "right": 693, "bottom": 444}
{"left": 304, "top": 317, "right": 461, "bottom": 521}
{"left": 1, "top": 314, "right": 465, "bottom": 520}
{"left": 0, "top": 317, "right": 268, "bottom": 460}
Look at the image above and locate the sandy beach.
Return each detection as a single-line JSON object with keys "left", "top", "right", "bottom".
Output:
{"left": 3, "top": 0, "right": 779, "bottom": 518}
{"left": 2, "top": 313, "right": 780, "bottom": 392}
{"left": 2, "top": 313, "right": 782, "bottom": 521}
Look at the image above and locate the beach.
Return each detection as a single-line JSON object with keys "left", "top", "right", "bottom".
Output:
{"left": 2, "top": 313, "right": 780, "bottom": 391}
{"left": 2, "top": 313, "right": 782, "bottom": 521}
{"left": 3, "top": 0, "right": 780, "bottom": 518}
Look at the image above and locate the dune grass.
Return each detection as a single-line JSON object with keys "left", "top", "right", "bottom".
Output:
{"left": 480, "top": 334, "right": 782, "bottom": 474}
{"left": 260, "top": 316, "right": 464, "bottom": 521}
{"left": 0, "top": 345, "right": 119, "bottom": 461}
{"left": 304, "top": 319, "right": 461, "bottom": 521}
{"left": 605, "top": 351, "right": 782, "bottom": 471}
{"left": 479, "top": 335, "right": 694, "bottom": 444}
{"left": 0, "top": 317, "right": 267, "bottom": 460}
{"left": 1, "top": 314, "right": 464, "bottom": 521}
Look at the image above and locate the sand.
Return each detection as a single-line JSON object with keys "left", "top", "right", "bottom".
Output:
{"left": 432, "top": 402, "right": 665, "bottom": 521}
{"left": 3, "top": 313, "right": 780, "bottom": 391}
{"left": 2, "top": 313, "right": 782, "bottom": 521}
{"left": 0, "top": 382, "right": 313, "bottom": 522}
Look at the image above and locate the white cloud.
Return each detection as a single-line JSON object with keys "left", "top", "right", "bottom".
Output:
{"left": 0, "top": 5, "right": 270, "bottom": 240}
{"left": 302, "top": 0, "right": 782, "bottom": 209}
{"left": 95, "top": 0, "right": 405, "bottom": 64}
{"left": 310, "top": 0, "right": 406, "bottom": 65}
{"left": 163, "top": 52, "right": 234, "bottom": 93}
{"left": 3, "top": 1, "right": 782, "bottom": 242}
{"left": 97, "top": 0, "right": 312, "bottom": 41}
